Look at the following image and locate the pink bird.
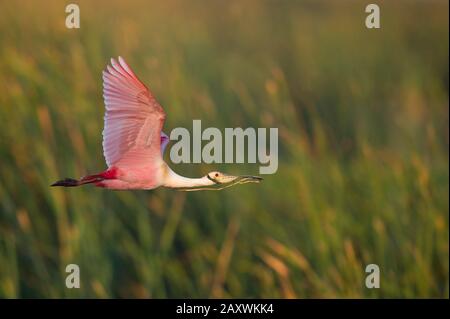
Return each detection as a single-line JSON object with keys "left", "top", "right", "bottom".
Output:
{"left": 52, "top": 57, "right": 262, "bottom": 191}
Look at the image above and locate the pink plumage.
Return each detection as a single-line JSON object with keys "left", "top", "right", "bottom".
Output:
{"left": 51, "top": 57, "right": 262, "bottom": 191}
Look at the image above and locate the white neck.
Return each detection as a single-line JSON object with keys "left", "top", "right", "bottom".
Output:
{"left": 162, "top": 166, "right": 215, "bottom": 189}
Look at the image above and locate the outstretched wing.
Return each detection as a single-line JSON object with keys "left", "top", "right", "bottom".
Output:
{"left": 102, "top": 56, "right": 166, "bottom": 168}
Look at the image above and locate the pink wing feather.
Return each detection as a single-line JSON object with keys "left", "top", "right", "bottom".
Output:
{"left": 160, "top": 131, "right": 169, "bottom": 155}
{"left": 102, "top": 57, "right": 166, "bottom": 168}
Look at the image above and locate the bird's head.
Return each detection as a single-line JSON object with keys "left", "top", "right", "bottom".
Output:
{"left": 206, "top": 171, "right": 263, "bottom": 185}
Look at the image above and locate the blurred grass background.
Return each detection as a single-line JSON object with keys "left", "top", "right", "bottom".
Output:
{"left": 0, "top": 0, "right": 448, "bottom": 298}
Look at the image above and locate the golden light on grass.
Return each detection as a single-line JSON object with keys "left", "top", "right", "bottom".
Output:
{"left": 0, "top": 0, "right": 447, "bottom": 298}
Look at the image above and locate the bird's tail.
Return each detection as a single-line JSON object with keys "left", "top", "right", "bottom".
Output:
{"left": 51, "top": 174, "right": 103, "bottom": 187}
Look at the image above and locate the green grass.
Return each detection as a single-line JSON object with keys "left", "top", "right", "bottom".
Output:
{"left": 0, "top": 0, "right": 448, "bottom": 298}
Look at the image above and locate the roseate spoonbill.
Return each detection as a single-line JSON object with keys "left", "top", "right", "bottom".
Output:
{"left": 51, "top": 57, "right": 262, "bottom": 191}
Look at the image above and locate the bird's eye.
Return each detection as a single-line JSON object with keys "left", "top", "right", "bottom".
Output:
{"left": 215, "top": 173, "right": 219, "bottom": 177}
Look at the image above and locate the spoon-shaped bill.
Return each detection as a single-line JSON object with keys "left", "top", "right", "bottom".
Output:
{"left": 235, "top": 175, "right": 263, "bottom": 184}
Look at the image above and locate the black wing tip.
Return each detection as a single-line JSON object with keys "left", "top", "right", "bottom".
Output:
{"left": 51, "top": 178, "right": 80, "bottom": 187}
